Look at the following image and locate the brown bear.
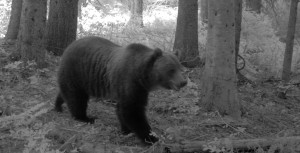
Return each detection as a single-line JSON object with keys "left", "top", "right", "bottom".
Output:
{"left": 55, "top": 36, "right": 187, "bottom": 145}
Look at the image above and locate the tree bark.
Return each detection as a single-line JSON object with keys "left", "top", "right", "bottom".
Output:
{"left": 5, "top": 0, "right": 23, "bottom": 40}
{"left": 128, "top": 0, "right": 143, "bottom": 27}
{"left": 173, "top": 0, "right": 199, "bottom": 68}
{"left": 234, "top": 0, "right": 242, "bottom": 72}
{"left": 18, "top": 0, "right": 47, "bottom": 68}
{"left": 200, "top": 0, "right": 208, "bottom": 24}
{"left": 245, "top": 0, "right": 261, "bottom": 14}
{"left": 282, "top": 0, "right": 298, "bottom": 82}
{"left": 46, "top": 0, "right": 79, "bottom": 56}
{"left": 201, "top": 0, "right": 241, "bottom": 119}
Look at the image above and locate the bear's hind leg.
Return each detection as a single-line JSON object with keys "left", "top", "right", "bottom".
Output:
{"left": 64, "top": 92, "right": 96, "bottom": 124}
{"left": 116, "top": 104, "right": 132, "bottom": 135}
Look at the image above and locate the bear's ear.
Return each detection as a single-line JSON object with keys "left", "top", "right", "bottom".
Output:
{"left": 145, "top": 48, "right": 162, "bottom": 67}
{"left": 152, "top": 48, "right": 163, "bottom": 59}
{"left": 140, "top": 48, "right": 162, "bottom": 79}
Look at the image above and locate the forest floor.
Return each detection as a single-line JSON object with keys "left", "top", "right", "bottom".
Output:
{"left": 1, "top": 40, "right": 300, "bottom": 153}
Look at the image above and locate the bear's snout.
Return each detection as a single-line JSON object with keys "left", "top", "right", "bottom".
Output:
{"left": 175, "top": 80, "right": 187, "bottom": 90}
{"left": 171, "top": 79, "right": 187, "bottom": 91}
{"left": 179, "top": 80, "right": 187, "bottom": 88}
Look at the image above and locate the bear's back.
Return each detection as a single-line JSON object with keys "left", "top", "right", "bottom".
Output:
{"left": 62, "top": 36, "right": 119, "bottom": 58}
{"left": 58, "top": 37, "right": 120, "bottom": 97}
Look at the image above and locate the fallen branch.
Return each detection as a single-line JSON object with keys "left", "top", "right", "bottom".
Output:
{"left": 59, "top": 135, "right": 78, "bottom": 151}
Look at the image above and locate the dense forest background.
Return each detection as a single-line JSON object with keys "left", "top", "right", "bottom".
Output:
{"left": 0, "top": 0, "right": 300, "bottom": 76}
{"left": 1, "top": 0, "right": 300, "bottom": 152}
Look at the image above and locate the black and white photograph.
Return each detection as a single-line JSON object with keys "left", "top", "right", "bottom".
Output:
{"left": 0, "top": 0, "right": 300, "bottom": 152}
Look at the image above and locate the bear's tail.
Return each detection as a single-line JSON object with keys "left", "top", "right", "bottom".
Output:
{"left": 55, "top": 93, "right": 64, "bottom": 112}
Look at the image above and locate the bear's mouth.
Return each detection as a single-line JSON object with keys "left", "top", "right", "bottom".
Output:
{"left": 169, "top": 83, "right": 180, "bottom": 91}
{"left": 160, "top": 81, "right": 183, "bottom": 91}
{"left": 168, "top": 80, "right": 187, "bottom": 91}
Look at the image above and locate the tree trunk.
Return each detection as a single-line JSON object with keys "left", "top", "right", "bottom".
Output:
{"left": 245, "top": 0, "right": 261, "bottom": 14}
{"left": 128, "top": 0, "right": 143, "bottom": 27}
{"left": 234, "top": 0, "right": 242, "bottom": 72}
{"left": 18, "top": 0, "right": 47, "bottom": 68}
{"left": 200, "top": 0, "right": 208, "bottom": 24}
{"left": 282, "top": 0, "right": 298, "bottom": 82}
{"left": 173, "top": 0, "right": 199, "bottom": 68}
{"left": 201, "top": 0, "right": 241, "bottom": 119}
{"left": 46, "top": 0, "right": 79, "bottom": 56}
{"left": 5, "top": 0, "right": 23, "bottom": 40}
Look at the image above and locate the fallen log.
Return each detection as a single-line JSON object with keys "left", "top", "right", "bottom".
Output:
{"left": 79, "top": 136, "right": 300, "bottom": 153}
{"left": 79, "top": 142, "right": 165, "bottom": 153}
{"left": 165, "top": 136, "right": 300, "bottom": 153}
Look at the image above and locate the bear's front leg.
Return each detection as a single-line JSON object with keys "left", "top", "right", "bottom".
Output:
{"left": 117, "top": 102, "right": 158, "bottom": 145}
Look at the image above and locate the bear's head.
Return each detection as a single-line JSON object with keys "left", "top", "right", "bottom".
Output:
{"left": 116, "top": 44, "right": 187, "bottom": 92}
{"left": 151, "top": 51, "right": 187, "bottom": 91}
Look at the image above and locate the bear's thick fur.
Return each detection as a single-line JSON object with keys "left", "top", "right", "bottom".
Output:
{"left": 55, "top": 36, "right": 187, "bottom": 144}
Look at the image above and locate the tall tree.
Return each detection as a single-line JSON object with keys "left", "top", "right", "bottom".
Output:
{"left": 234, "top": 0, "right": 242, "bottom": 72}
{"left": 173, "top": 0, "right": 199, "bottom": 68}
{"left": 5, "top": 0, "right": 23, "bottom": 40}
{"left": 200, "top": 0, "right": 208, "bottom": 24}
{"left": 245, "top": 0, "right": 261, "bottom": 14}
{"left": 128, "top": 0, "right": 143, "bottom": 27}
{"left": 46, "top": 0, "right": 79, "bottom": 56}
{"left": 201, "top": 0, "right": 241, "bottom": 119}
{"left": 282, "top": 0, "right": 298, "bottom": 82}
{"left": 18, "top": 0, "right": 47, "bottom": 68}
